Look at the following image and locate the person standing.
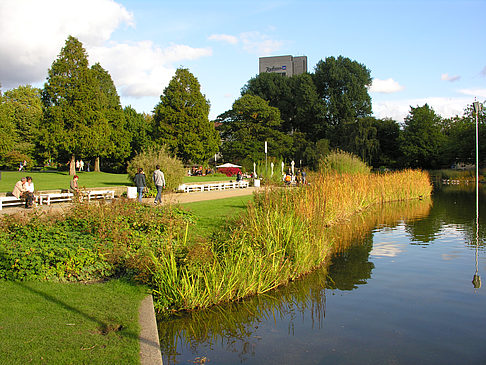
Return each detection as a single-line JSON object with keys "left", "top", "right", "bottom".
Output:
{"left": 152, "top": 165, "right": 166, "bottom": 205}
{"left": 134, "top": 168, "right": 146, "bottom": 202}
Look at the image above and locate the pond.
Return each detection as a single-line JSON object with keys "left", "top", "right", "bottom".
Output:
{"left": 157, "top": 186, "right": 486, "bottom": 364}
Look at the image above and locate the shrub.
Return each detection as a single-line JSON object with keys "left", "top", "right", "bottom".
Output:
{"left": 320, "top": 150, "right": 371, "bottom": 174}
{"left": 127, "top": 146, "right": 186, "bottom": 191}
{"left": 218, "top": 167, "right": 241, "bottom": 177}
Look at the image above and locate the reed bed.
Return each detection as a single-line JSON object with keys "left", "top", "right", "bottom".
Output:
{"left": 150, "top": 169, "right": 432, "bottom": 314}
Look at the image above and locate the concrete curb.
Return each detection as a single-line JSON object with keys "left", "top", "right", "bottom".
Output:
{"left": 139, "top": 295, "right": 163, "bottom": 365}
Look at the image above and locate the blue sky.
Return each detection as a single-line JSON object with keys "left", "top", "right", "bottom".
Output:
{"left": 1, "top": 0, "right": 485, "bottom": 122}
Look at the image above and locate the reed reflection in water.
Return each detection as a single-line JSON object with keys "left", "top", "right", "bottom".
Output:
{"left": 158, "top": 197, "right": 433, "bottom": 364}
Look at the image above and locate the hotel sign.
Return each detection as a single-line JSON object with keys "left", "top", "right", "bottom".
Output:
{"left": 266, "top": 65, "right": 287, "bottom": 72}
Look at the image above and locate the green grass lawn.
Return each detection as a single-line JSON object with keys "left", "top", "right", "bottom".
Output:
{"left": 0, "top": 170, "right": 130, "bottom": 193}
{"left": 0, "top": 279, "right": 148, "bottom": 365}
{"left": 182, "top": 173, "right": 234, "bottom": 183}
{"left": 181, "top": 195, "right": 253, "bottom": 238}
{"left": 0, "top": 171, "right": 234, "bottom": 193}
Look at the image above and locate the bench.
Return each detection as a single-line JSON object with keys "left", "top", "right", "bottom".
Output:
{"left": 86, "top": 190, "right": 115, "bottom": 201}
{"left": 0, "top": 196, "right": 40, "bottom": 210}
{"left": 178, "top": 181, "right": 249, "bottom": 193}
{"left": 39, "top": 192, "right": 73, "bottom": 205}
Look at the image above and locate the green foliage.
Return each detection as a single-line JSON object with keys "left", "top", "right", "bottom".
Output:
{"left": 217, "top": 94, "right": 293, "bottom": 163}
{"left": 90, "top": 63, "right": 130, "bottom": 169}
{"left": 313, "top": 56, "right": 372, "bottom": 126}
{"left": 320, "top": 150, "right": 371, "bottom": 174}
{"left": 2, "top": 85, "right": 43, "bottom": 161}
{"left": 399, "top": 104, "right": 446, "bottom": 169}
{"left": 126, "top": 146, "right": 186, "bottom": 191}
{"left": 124, "top": 106, "right": 154, "bottom": 158}
{"left": 0, "top": 200, "right": 188, "bottom": 283}
{"left": 41, "top": 36, "right": 100, "bottom": 166}
{"left": 153, "top": 68, "right": 220, "bottom": 164}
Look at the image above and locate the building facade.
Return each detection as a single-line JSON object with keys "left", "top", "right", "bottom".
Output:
{"left": 259, "top": 55, "right": 308, "bottom": 77}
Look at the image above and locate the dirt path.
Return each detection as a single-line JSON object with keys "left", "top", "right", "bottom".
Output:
{"left": 0, "top": 187, "right": 261, "bottom": 215}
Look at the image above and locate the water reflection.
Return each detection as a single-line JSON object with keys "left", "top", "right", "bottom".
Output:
{"left": 158, "top": 197, "right": 435, "bottom": 363}
{"left": 405, "top": 185, "right": 486, "bottom": 247}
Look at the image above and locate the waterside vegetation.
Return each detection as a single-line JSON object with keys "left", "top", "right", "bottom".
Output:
{"left": 0, "top": 167, "right": 432, "bottom": 315}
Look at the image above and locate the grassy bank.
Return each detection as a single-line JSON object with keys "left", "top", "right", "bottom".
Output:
{"left": 0, "top": 170, "right": 432, "bottom": 317}
{"left": 0, "top": 279, "right": 147, "bottom": 364}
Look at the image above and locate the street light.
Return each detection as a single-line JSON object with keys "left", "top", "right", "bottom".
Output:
{"left": 473, "top": 99, "right": 482, "bottom": 288}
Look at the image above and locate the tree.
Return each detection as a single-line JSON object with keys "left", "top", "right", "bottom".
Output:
{"left": 313, "top": 56, "right": 372, "bottom": 147}
{"left": 0, "top": 86, "right": 20, "bottom": 163}
{"left": 242, "top": 72, "right": 326, "bottom": 139}
{"left": 399, "top": 104, "right": 445, "bottom": 169}
{"left": 41, "top": 36, "right": 101, "bottom": 175}
{"left": 90, "top": 63, "right": 130, "bottom": 171}
{"left": 441, "top": 101, "right": 486, "bottom": 167}
{"left": 341, "top": 117, "right": 379, "bottom": 166}
{"left": 371, "top": 117, "right": 400, "bottom": 168}
{"left": 124, "top": 106, "right": 154, "bottom": 159}
{"left": 216, "top": 94, "right": 293, "bottom": 164}
{"left": 153, "top": 68, "right": 219, "bottom": 164}
{"left": 2, "top": 85, "right": 43, "bottom": 161}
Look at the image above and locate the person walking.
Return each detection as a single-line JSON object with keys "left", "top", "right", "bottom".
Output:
{"left": 152, "top": 165, "right": 166, "bottom": 205}
{"left": 134, "top": 168, "right": 146, "bottom": 202}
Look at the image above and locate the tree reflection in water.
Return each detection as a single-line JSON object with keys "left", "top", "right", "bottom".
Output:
{"left": 158, "top": 197, "right": 433, "bottom": 364}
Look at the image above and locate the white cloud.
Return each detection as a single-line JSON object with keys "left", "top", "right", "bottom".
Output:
{"left": 373, "top": 96, "right": 473, "bottom": 123}
{"left": 441, "top": 73, "right": 461, "bottom": 82}
{"left": 0, "top": 0, "right": 133, "bottom": 87}
{"left": 90, "top": 41, "right": 212, "bottom": 97}
{"left": 458, "top": 88, "right": 486, "bottom": 99}
{"left": 369, "top": 78, "right": 405, "bottom": 94}
{"left": 209, "top": 31, "right": 284, "bottom": 56}
{"left": 240, "top": 31, "right": 284, "bottom": 55}
{"left": 208, "top": 34, "right": 239, "bottom": 45}
{"left": 0, "top": 0, "right": 212, "bottom": 100}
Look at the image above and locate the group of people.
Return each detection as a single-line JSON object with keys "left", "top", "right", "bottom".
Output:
{"left": 134, "top": 165, "right": 166, "bottom": 204}
{"left": 12, "top": 176, "right": 35, "bottom": 208}
{"left": 75, "top": 160, "right": 89, "bottom": 171}
{"left": 284, "top": 169, "right": 307, "bottom": 186}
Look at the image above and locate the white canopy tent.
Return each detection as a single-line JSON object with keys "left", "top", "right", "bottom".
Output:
{"left": 216, "top": 163, "right": 242, "bottom": 168}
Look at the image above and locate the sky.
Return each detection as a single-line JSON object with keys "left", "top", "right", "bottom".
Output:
{"left": 1, "top": 0, "right": 485, "bottom": 122}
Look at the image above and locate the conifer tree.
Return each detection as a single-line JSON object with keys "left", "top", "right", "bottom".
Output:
{"left": 153, "top": 68, "right": 219, "bottom": 164}
{"left": 41, "top": 36, "right": 100, "bottom": 175}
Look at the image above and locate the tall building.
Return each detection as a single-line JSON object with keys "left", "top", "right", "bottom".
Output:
{"left": 259, "top": 55, "right": 308, "bottom": 77}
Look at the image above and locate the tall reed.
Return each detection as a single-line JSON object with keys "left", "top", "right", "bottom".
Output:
{"left": 150, "top": 169, "right": 432, "bottom": 313}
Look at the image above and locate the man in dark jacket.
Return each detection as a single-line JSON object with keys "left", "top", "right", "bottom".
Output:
{"left": 134, "top": 168, "right": 146, "bottom": 202}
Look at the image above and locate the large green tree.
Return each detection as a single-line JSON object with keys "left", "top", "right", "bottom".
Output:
{"left": 399, "top": 104, "right": 445, "bottom": 169}
{"left": 216, "top": 94, "right": 293, "bottom": 164}
{"left": 2, "top": 85, "right": 43, "bottom": 160}
{"left": 0, "top": 87, "right": 19, "bottom": 163}
{"left": 242, "top": 72, "right": 326, "bottom": 139}
{"left": 153, "top": 68, "right": 219, "bottom": 164}
{"left": 313, "top": 56, "right": 372, "bottom": 147}
{"left": 90, "top": 63, "right": 130, "bottom": 171}
{"left": 41, "top": 36, "right": 101, "bottom": 175}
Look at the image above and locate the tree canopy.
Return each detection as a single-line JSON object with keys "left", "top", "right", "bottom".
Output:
{"left": 216, "top": 94, "right": 293, "bottom": 165}
{"left": 153, "top": 68, "right": 219, "bottom": 164}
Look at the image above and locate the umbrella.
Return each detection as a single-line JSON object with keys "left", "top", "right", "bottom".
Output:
{"left": 216, "top": 163, "right": 242, "bottom": 168}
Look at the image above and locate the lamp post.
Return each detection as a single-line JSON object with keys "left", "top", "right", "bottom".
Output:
{"left": 473, "top": 100, "right": 482, "bottom": 288}
{"left": 265, "top": 141, "right": 268, "bottom": 180}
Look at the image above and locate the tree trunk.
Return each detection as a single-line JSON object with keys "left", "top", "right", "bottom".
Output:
{"left": 95, "top": 157, "right": 100, "bottom": 172}
{"left": 69, "top": 155, "right": 76, "bottom": 176}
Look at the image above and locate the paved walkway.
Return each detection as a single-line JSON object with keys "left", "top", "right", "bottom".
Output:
{"left": 0, "top": 186, "right": 260, "bottom": 215}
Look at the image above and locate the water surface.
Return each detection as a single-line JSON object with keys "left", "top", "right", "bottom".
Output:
{"left": 158, "top": 186, "right": 486, "bottom": 364}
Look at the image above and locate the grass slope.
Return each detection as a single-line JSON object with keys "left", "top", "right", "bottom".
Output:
{"left": 0, "top": 279, "right": 148, "bottom": 365}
